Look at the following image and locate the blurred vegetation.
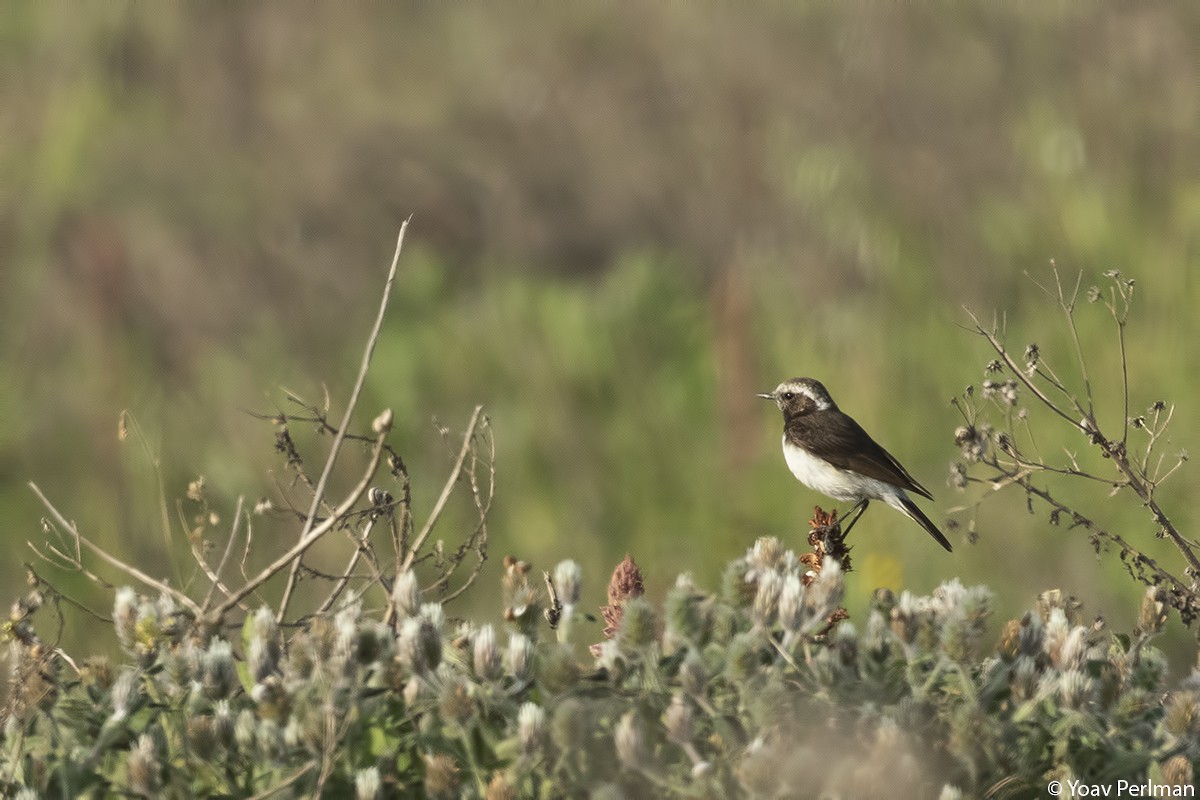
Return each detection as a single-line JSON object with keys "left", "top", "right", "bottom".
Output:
{"left": 1, "top": 4, "right": 1197, "bottom": 665}
{"left": 5, "top": 541, "right": 1197, "bottom": 797}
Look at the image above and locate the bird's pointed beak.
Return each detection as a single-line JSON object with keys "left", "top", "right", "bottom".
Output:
{"left": 756, "top": 392, "right": 775, "bottom": 400}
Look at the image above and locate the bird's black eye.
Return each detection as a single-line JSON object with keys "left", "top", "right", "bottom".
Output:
{"left": 782, "top": 392, "right": 794, "bottom": 400}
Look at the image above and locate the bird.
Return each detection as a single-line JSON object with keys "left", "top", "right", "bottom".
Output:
{"left": 758, "top": 377, "right": 952, "bottom": 552}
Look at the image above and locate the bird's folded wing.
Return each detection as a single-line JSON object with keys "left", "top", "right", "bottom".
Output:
{"left": 789, "top": 416, "right": 934, "bottom": 500}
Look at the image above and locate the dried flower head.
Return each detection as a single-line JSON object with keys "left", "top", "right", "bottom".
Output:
{"left": 598, "top": 554, "right": 645, "bottom": 642}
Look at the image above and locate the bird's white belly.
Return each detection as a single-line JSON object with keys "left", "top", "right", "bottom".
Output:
{"left": 782, "top": 436, "right": 900, "bottom": 503}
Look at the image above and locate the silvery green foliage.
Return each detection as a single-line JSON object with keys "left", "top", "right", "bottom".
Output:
{"left": 4, "top": 545, "right": 1199, "bottom": 798}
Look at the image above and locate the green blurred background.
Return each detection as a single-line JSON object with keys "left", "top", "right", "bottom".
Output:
{"left": 2, "top": 4, "right": 1197, "bottom": 666}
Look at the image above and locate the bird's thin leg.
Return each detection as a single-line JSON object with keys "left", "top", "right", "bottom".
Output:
{"left": 840, "top": 499, "right": 869, "bottom": 536}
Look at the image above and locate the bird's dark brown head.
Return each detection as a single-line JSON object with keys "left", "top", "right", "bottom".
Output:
{"left": 757, "top": 377, "right": 837, "bottom": 420}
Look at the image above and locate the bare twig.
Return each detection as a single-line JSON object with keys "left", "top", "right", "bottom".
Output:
{"left": 244, "top": 763, "right": 316, "bottom": 800}
{"left": 963, "top": 308, "right": 1087, "bottom": 433}
{"left": 957, "top": 270, "right": 1197, "bottom": 623}
{"left": 207, "top": 430, "right": 388, "bottom": 625}
{"left": 276, "top": 218, "right": 411, "bottom": 623}
{"left": 401, "top": 405, "right": 487, "bottom": 573}
{"left": 201, "top": 496, "right": 246, "bottom": 613}
{"left": 28, "top": 482, "right": 201, "bottom": 617}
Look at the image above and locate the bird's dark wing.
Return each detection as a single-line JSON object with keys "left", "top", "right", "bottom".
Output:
{"left": 787, "top": 411, "right": 934, "bottom": 500}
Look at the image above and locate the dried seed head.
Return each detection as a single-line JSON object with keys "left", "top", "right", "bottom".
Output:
{"left": 214, "top": 700, "right": 234, "bottom": 747}
{"left": 392, "top": 570, "right": 420, "bottom": 620}
{"left": 891, "top": 591, "right": 922, "bottom": 645}
{"left": 517, "top": 701, "right": 546, "bottom": 755}
{"left": 1138, "top": 587, "right": 1167, "bottom": 636}
{"left": 109, "top": 668, "right": 141, "bottom": 722}
{"left": 614, "top": 710, "right": 645, "bottom": 769}
{"left": 201, "top": 638, "right": 237, "bottom": 700}
{"left": 334, "top": 598, "right": 363, "bottom": 663}
{"left": 804, "top": 558, "right": 844, "bottom": 618}
{"left": 355, "top": 766, "right": 382, "bottom": 800}
{"left": 748, "top": 537, "right": 785, "bottom": 574}
{"left": 439, "top": 677, "right": 475, "bottom": 726}
{"left": 549, "top": 699, "right": 592, "bottom": 756}
{"left": 248, "top": 606, "right": 281, "bottom": 683}
{"left": 1057, "top": 668, "right": 1094, "bottom": 709}
{"left": 473, "top": 624, "right": 501, "bottom": 682}
{"left": 398, "top": 618, "right": 441, "bottom": 676}
{"left": 618, "top": 597, "right": 657, "bottom": 650}
{"left": 507, "top": 632, "right": 533, "bottom": 684}
{"left": 778, "top": 574, "right": 805, "bottom": 633}
{"left": 663, "top": 692, "right": 693, "bottom": 745}
{"left": 1010, "top": 655, "right": 1039, "bottom": 702}
{"left": 257, "top": 718, "right": 283, "bottom": 759}
{"left": 1161, "top": 755, "right": 1194, "bottom": 789}
{"left": 486, "top": 771, "right": 518, "bottom": 800}
{"left": 234, "top": 708, "right": 257, "bottom": 750}
{"left": 423, "top": 753, "right": 460, "bottom": 798}
{"left": 1023, "top": 343, "right": 1040, "bottom": 373}
{"left": 113, "top": 588, "right": 138, "bottom": 653}
{"left": 948, "top": 461, "right": 967, "bottom": 490}
{"left": 554, "top": 559, "right": 582, "bottom": 607}
{"left": 420, "top": 602, "right": 445, "bottom": 631}
{"left": 1042, "top": 607, "right": 1070, "bottom": 662}
{"left": 126, "top": 734, "right": 160, "bottom": 797}
{"left": 664, "top": 575, "right": 708, "bottom": 645}
{"left": 680, "top": 649, "right": 708, "bottom": 695}
{"left": 1162, "top": 691, "right": 1200, "bottom": 738}
{"left": 752, "top": 570, "right": 782, "bottom": 628}
{"left": 1014, "top": 612, "right": 1043, "bottom": 657}
{"left": 187, "top": 715, "right": 218, "bottom": 760}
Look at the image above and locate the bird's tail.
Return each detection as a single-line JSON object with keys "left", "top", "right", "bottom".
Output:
{"left": 898, "top": 495, "right": 953, "bottom": 552}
